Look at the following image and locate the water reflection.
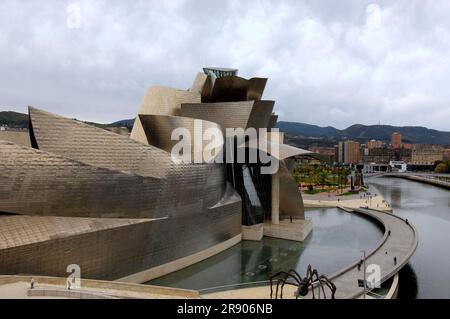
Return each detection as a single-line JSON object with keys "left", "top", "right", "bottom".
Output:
{"left": 369, "top": 177, "right": 450, "bottom": 299}
{"left": 147, "top": 207, "right": 383, "bottom": 290}
{"left": 390, "top": 188, "right": 402, "bottom": 208}
{"left": 398, "top": 264, "right": 418, "bottom": 299}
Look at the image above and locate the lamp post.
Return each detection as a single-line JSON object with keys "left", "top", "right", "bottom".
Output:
{"left": 362, "top": 250, "right": 366, "bottom": 299}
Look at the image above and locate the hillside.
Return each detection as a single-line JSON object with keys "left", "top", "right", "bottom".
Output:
{"left": 277, "top": 121, "right": 450, "bottom": 146}
{"left": 2, "top": 111, "right": 449, "bottom": 145}
{"left": 0, "top": 111, "right": 29, "bottom": 128}
{"left": 0, "top": 111, "right": 134, "bottom": 131}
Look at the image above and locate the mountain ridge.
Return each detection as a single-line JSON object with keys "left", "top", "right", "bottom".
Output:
{"left": 1, "top": 111, "right": 448, "bottom": 145}
{"left": 276, "top": 121, "right": 450, "bottom": 145}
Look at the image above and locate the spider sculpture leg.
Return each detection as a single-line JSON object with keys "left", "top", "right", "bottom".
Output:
{"left": 269, "top": 271, "right": 288, "bottom": 299}
{"left": 280, "top": 278, "right": 302, "bottom": 299}
{"left": 270, "top": 272, "right": 282, "bottom": 299}
{"left": 319, "top": 275, "right": 337, "bottom": 299}
{"left": 269, "top": 271, "right": 300, "bottom": 299}
{"left": 280, "top": 270, "right": 302, "bottom": 299}
{"left": 311, "top": 269, "right": 326, "bottom": 299}
{"left": 305, "top": 266, "right": 317, "bottom": 299}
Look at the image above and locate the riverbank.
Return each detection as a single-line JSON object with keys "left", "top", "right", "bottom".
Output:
{"left": 385, "top": 173, "right": 450, "bottom": 190}
{"left": 303, "top": 188, "right": 392, "bottom": 212}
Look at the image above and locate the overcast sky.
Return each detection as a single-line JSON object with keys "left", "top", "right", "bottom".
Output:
{"left": 0, "top": 0, "right": 449, "bottom": 130}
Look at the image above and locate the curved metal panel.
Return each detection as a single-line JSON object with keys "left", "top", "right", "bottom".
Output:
{"left": 0, "top": 140, "right": 233, "bottom": 219}
{"left": 181, "top": 100, "right": 274, "bottom": 133}
{"left": 0, "top": 141, "right": 165, "bottom": 218}
{"left": 278, "top": 160, "right": 305, "bottom": 219}
{"left": 246, "top": 100, "right": 275, "bottom": 130}
{"left": 29, "top": 107, "right": 171, "bottom": 179}
{"left": 204, "top": 76, "right": 267, "bottom": 103}
{"left": 0, "top": 208, "right": 241, "bottom": 281}
{"left": 138, "top": 114, "right": 223, "bottom": 162}
{"left": 181, "top": 101, "right": 254, "bottom": 131}
{"left": 190, "top": 72, "right": 208, "bottom": 95}
{"left": 268, "top": 113, "right": 278, "bottom": 129}
{"left": 131, "top": 86, "right": 201, "bottom": 144}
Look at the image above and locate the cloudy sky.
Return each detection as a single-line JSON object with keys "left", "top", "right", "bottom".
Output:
{"left": 0, "top": 0, "right": 449, "bottom": 130}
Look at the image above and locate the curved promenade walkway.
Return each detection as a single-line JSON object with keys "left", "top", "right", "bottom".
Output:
{"left": 202, "top": 207, "right": 418, "bottom": 299}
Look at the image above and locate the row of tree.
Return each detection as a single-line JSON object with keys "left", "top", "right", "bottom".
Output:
{"left": 293, "top": 164, "right": 352, "bottom": 189}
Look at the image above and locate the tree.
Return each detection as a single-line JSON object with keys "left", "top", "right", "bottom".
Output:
{"left": 435, "top": 162, "right": 448, "bottom": 173}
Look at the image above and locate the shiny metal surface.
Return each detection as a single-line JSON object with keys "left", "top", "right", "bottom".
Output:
{"left": 181, "top": 100, "right": 274, "bottom": 133}
{"left": 0, "top": 103, "right": 242, "bottom": 279}
{"left": 138, "top": 114, "right": 223, "bottom": 161}
{"left": 130, "top": 86, "right": 201, "bottom": 144}
{"left": 202, "top": 76, "right": 267, "bottom": 103}
{"left": 279, "top": 160, "right": 305, "bottom": 219}
{"left": 0, "top": 68, "right": 311, "bottom": 281}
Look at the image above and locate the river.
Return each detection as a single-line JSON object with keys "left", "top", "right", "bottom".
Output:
{"left": 368, "top": 176, "right": 450, "bottom": 299}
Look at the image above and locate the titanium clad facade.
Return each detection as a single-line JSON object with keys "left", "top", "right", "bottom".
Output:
{"left": 203, "top": 76, "right": 267, "bottom": 103}
{"left": 0, "top": 138, "right": 241, "bottom": 279}
{"left": 180, "top": 100, "right": 275, "bottom": 133}
{"left": 0, "top": 67, "right": 311, "bottom": 281}
{"left": 130, "top": 86, "right": 201, "bottom": 144}
{"left": 138, "top": 114, "right": 223, "bottom": 160}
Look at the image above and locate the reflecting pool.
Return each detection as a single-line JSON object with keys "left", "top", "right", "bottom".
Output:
{"left": 368, "top": 176, "right": 450, "bottom": 299}
{"left": 147, "top": 207, "right": 383, "bottom": 291}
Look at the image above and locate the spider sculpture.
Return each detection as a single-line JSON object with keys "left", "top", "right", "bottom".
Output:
{"left": 269, "top": 265, "right": 336, "bottom": 299}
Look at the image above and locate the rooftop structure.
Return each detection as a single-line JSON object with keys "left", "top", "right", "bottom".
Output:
{"left": 203, "top": 67, "right": 238, "bottom": 78}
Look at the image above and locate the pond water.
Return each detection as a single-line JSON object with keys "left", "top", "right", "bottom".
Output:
{"left": 147, "top": 207, "right": 383, "bottom": 291}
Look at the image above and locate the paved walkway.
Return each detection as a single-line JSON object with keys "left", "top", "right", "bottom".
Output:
{"left": 303, "top": 191, "right": 392, "bottom": 212}
{"left": 0, "top": 276, "right": 199, "bottom": 299}
{"left": 203, "top": 207, "right": 418, "bottom": 299}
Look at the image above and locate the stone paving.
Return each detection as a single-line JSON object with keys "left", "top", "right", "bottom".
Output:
{"left": 303, "top": 191, "right": 392, "bottom": 212}
{"left": 0, "top": 277, "right": 199, "bottom": 299}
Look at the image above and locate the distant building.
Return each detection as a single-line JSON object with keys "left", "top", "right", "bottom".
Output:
{"left": 337, "top": 141, "right": 361, "bottom": 164}
{"left": 367, "top": 139, "right": 384, "bottom": 150}
{"left": 362, "top": 147, "right": 412, "bottom": 164}
{"left": 308, "top": 146, "right": 336, "bottom": 164}
{"left": 391, "top": 132, "right": 402, "bottom": 149}
{"left": 411, "top": 144, "right": 444, "bottom": 165}
{"left": 389, "top": 161, "right": 408, "bottom": 173}
{"left": 337, "top": 142, "right": 344, "bottom": 163}
{"left": 444, "top": 149, "right": 450, "bottom": 161}
{"left": 402, "top": 143, "right": 413, "bottom": 150}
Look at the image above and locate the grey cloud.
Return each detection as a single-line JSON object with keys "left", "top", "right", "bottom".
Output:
{"left": 0, "top": 0, "right": 449, "bottom": 130}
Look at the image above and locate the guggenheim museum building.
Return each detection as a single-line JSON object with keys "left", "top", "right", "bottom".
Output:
{"left": 0, "top": 67, "right": 312, "bottom": 283}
